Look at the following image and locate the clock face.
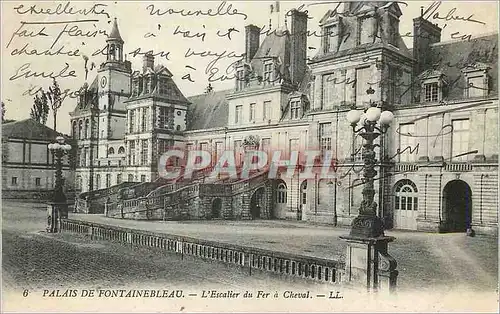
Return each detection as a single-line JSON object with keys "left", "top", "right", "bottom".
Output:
{"left": 100, "top": 76, "right": 107, "bottom": 88}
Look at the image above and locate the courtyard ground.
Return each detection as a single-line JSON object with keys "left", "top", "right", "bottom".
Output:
{"left": 71, "top": 211, "right": 498, "bottom": 294}
{"left": 2, "top": 201, "right": 498, "bottom": 312}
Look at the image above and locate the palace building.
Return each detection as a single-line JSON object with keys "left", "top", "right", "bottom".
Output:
{"left": 71, "top": 2, "right": 498, "bottom": 234}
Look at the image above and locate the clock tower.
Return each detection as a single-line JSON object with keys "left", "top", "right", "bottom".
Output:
{"left": 97, "top": 18, "right": 132, "bottom": 157}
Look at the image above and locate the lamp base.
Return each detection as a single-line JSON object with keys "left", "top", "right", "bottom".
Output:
{"left": 350, "top": 215, "right": 385, "bottom": 238}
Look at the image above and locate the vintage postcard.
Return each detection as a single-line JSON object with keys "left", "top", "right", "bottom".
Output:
{"left": 1, "top": 0, "right": 498, "bottom": 312}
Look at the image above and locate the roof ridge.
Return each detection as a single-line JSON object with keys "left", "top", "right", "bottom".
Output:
{"left": 431, "top": 32, "right": 498, "bottom": 47}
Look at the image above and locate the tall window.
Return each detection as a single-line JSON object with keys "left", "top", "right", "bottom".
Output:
{"left": 399, "top": 123, "right": 416, "bottom": 162}
{"left": 322, "top": 74, "right": 335, "bottom": 109}
{"left": 234, "top": 140, "right": 243, "bottom": 166}
{"left": 117, "top": 174, "right": 122, "bottom": 184}
{"left": 35, "top": 177, "right": 41, "bottom": 187}
{"left": 106, "top": 174, "right": 111, "bottom": 188}
{"left": 141, "top": 140, "right": 149, "bottom": 165}
{"left": 424, "top": 82, "right": 439, "bottom": 102}
{"left": 290, "top": 100, "right": 301, "bottom": 119}
{"left": 263, "top": 101, "right": 271, "bottom": 120}
{"left": 319, "top": 122, "right": 332, "bottom": 152}
{"left": 141, "top": 107, "right": 147, "bottom": 132}
{"left": 11, "top": 177, "right": 17, "bottom": 185}
{"left": 158, "top": 139, "right": 172, "bottom": 155}
{"left": 96, "top": 174, "right": 101, "bottom": 190}
{"left": 158, "top": 107, "right": 169, "bottom": 129}
{"left": 325, "top": 24, "right": 339, "bottom": 52}
{"left": 141, "top": 175, "right": 146, "bottom": 182}
{"left": 235, "top": 105, "right": 242, "bottom": 124}
{"left": 129, "top": 141, "right": 136, "bottom": 165}
{"left": 249, "top": 103, "right": 255, "bottom": 122}
{"left": 467, "top": 76, "right": 485, "bottom": 98}
{"left": 394, "top": 179, "right": 418, "bottom": 211}
{"left": 128, "top": 174, "right": 134, "bottom": 182}
{"left": 300, "top": 181, "right": 307, "bottom": 205}
{"left": 451, "top": 119, "right": 470, "bottom": 161}
{"left": 263, "top": 62, "right": 273, "bottom": 84}
{"left": 129, "top": 110, "right": 135, "bottom": 133}
{"left": 355, "top": 67, "right": 372, "bottom": 107}
{"left": 277, "top": 183, "right": 287, "bottom": 204}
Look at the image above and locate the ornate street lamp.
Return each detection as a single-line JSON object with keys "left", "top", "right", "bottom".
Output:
{"left": 340, "top": 87, "right": 398, "bottom": 293}
{"left": 47, "top": 136, "right": 72, "bottom": 232}
{"left": 345, "top": 88, "right": 394, "bottom": 238}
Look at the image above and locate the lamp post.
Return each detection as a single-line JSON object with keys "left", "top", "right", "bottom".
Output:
{"left": 340, "top": 87, "right": 398, "bottom": 293}
{"left": 47, "top": 136, "right": 72, "bottom": 233}
{"left": 345, "top": 88, "right": 394, "bottom": 237}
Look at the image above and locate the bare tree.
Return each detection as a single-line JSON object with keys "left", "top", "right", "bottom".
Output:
{"left": 30, "top": 92, "right": 49, "bottom": 124}
{"left": 45, "top": 78, "right": 63, "bottom": 131}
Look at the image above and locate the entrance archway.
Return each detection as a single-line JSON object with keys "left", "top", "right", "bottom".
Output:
{"left": 250, "top": 187, "right": 265, "bottom": 219}
{"left": 211, "top": 198, "right": 222, "bottom": 219}
{"left": 442, "top": 180, "right": 472, "bottom": 232}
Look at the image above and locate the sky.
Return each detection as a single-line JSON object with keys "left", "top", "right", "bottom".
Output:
{"left": 1, "top": 1, "right": 498, "bottom": 134}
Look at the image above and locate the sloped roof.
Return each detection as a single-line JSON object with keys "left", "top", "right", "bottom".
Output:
{"left": 71, "top": 76, "right": 98, "bottom": 115}
{"left": 108, "top": 18, "right": 123, "bottom": 42}
{"left": 2, "top": 119, "right": 65, "bottom": 140}
{"left": 420, "top": 33, "right": 498, "bottom": 100}
{"left": 186, "top": 90, "right": 230, "bottom": 130}
{"left": 250, "top": 28, "right": 291, "bottom": 82}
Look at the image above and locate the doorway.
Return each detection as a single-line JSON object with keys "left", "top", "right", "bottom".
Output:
{"left": 250, "top": 187, "right": 265, "bottom": 219}
{"left": 442, "top": 180, "right": 472, "bottom": 232}
{"left": 211, "top": 198, "right": 222, "bottom": 219}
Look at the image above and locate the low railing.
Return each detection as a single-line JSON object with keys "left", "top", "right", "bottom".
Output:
{"left": 394, "top": 163, "right": 419, "bottom": 172}
{"left": 444, "top": 162, "right": 473, "bottom": 172}
{"left": 60, "top": 219, "right": 344, "bottom": 285}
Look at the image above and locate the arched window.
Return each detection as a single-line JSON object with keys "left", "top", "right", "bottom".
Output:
{"left": 72, "top": 121, "right": 77, "bottom": 139}
{"left": 117, "top": 174, "right": 122, "bottom": 184}
{"left": 118, "top": 146, "right": 125, "bottom": 154}
{"left": 108, "top": 147, "right": 115, "bottom": 155}
{"left": 127, "top": 174, "right": 134, "bottom": 182}
{"left": 394, "top": 179, "right": 418, "bottom": 211}
{"left": 277, "top": 183, "right": 287, "bottom": 204}
{"left": 300, "top": 181, "right": 307, "bottom": 205}
{"left": 85, "top": 119, "right": 90, "bottom": 138}
{"left": 78, "top": 120, "right": 83, "bottom": 139}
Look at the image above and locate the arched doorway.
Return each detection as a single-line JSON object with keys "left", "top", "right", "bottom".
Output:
{"left": 442, "top": 180, "right": 472, "bottom": 232}
{"left": 393, "top": 179, "right": 419, "bottom": 230}
{"left": 211, "top": 198, "right": 222, "bottom": 219}
{"left": 250, "top": 187, "right": 265, "bottom": 219}
{"left": 273, "top": 180, "right": 287, "bottom": 219}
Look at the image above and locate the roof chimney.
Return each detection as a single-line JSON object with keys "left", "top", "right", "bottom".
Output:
{"left": 245, "top": 25, "right": 261, "bottom": 62}
{"left": 413, "top": 16, "right": 442, "bottom": 77}
{"left": 290, "top": 9, "right": 308, "bottom": 86}
{"left": 143, "top": 53, "right": 155, "bottom": 73}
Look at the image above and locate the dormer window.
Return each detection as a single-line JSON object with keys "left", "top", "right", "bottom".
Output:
{"left": 290, "top": 100, "right": 301, "bottom": 119}
{"left": 388, "top": 14, "right": 399, "bottom": 47}
{"left": 263, "top": 61, "right": 273, "bottom": 85}
{"left": 357, "top": 15, "right": 374, "bottom": 45}
{"left": 324, "top": 23, "right": 339, "bottom": 53}
{"left": 419, "top": 70, "right": 446, "bottom": 103}
{"left": 424, "top": 82, "right": 439, "bottom": 102}
{"left": 462, "top": 63, "right": 490, "bottom": 98}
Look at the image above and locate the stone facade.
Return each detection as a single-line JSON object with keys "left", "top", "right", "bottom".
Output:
{"left": 2, "top": 119, "right": 75, "bottom": 200}
{"left": 73, "top": 2, "right": 498, "bottom": 234}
